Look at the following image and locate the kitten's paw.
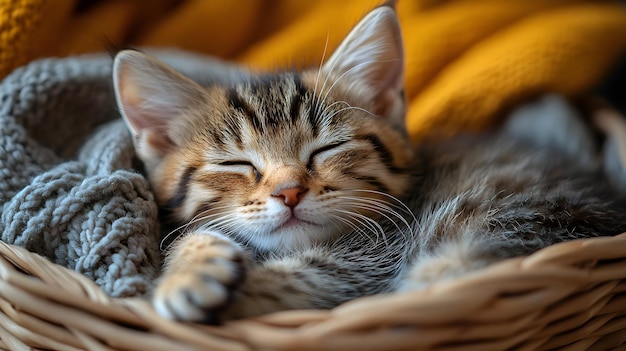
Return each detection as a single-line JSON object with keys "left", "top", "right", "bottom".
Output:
{"left": 153, "top": 245, "right": 244, "bottom": 324}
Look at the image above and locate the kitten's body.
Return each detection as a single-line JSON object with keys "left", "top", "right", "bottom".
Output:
{"left": 113, "top": 6, "right": 626, "bottom": 323}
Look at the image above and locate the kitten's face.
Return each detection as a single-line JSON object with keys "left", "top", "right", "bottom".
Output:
{"left": 114, "top": 7, "right": 410, "bottom": 251}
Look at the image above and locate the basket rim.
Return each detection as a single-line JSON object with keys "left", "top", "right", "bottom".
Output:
{"left": 2, "top": 232, "right": 626, "bottom": 350}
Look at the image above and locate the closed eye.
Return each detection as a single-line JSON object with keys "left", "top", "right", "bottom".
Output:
{"left": 218, "top": 160, "right": 254, "bottom": 167}
{"left": 307, "top": 141, "right": 349, "bottom": 172}
{"left": 217, "top": 160, "right": 262, "bottom": 182}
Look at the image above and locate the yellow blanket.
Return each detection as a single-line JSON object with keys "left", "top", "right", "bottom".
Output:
{"left": 2, "top": 0, "right": 626, "bottom": 141}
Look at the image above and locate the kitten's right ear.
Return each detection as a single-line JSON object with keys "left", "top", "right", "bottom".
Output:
{"left": 113, "top": 50, "right": 206, "bottom": 164}
{"left": 321, "top": 6, "right": 405, "bottom": 129}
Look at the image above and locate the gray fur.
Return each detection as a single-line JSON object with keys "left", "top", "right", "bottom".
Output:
{"left": 503, "top": 94, "right": 597, "bottom": 163}
{"left": 235, "top": 97, "right": 626, "bottom": 310}
{"left": 604, "top": 132, "right": 626, "bottom": 191}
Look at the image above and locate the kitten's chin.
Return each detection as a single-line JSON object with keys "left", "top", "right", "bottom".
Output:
{"left": 244, "top": 221, "right": 342, "bottom": 253}
{"left": 276, "top": 217, "right": 317, "bottom": 231}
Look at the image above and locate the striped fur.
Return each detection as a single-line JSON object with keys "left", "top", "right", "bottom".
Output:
{"left": 114, "top": 6, "right": 626, "bottom": 324}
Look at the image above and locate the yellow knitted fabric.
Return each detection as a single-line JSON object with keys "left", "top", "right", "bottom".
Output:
{"left": 403, "top": 1, "right": 626, "bottom": 141}
{"left": 2, "top": 0, "right": 626, "bottom": 141}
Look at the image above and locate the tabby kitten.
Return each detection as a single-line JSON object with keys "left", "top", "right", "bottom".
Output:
{"left": 113, "top": 6, "right": 626, "bottom": 323}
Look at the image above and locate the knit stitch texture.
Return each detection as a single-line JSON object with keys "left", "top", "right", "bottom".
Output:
{"left": 0, "top": 50, "right": 240, "bottom": 297}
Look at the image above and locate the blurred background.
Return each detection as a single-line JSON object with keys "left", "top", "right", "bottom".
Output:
{"left": 2, "top": 0, "right": 626, "bottom": 141}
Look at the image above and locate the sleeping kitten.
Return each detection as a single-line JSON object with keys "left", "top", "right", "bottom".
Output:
{"left": 113, "top": 6, "right": 626, "bottom": 323}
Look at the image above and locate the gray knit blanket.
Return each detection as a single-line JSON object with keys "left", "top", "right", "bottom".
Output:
{"left": 0, "top": 51, "right": 244, "bottom": 297}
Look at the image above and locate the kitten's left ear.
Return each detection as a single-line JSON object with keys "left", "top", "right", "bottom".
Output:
{"left": 321, "top": 6, "right": 405, "bottom": 128}
{"left": 113, "top": 50, "right": 207, "bottom": 169}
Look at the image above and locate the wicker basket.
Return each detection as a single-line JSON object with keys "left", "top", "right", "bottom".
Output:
{"left": 0, "top": 110, "right": 626, "bottom": 351}
{"left": 4, "top": 0, "right": 626, "bottom": 345}
{"left": 2, "top": 232, "right": 626, "bottom": 351}
{"left": 1, "top": 108, "right": 626, "bottom": 351}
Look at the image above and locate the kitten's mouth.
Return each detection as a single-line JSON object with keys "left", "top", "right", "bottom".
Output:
{"left": 275, "top": 216, "right": 317, "bottom": 231}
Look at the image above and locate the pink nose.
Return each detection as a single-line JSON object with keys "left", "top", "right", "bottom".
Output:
{"left": 272, "top": 186, "right": 307, "bottom": 208}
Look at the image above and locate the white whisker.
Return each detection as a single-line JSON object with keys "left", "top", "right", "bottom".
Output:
{"left": 344, "top": 202, "right": 408, "bottom": 242}
{"left": 320, "top": 104, "right": 377, "bottom": 124}
{"left": 334, "top": 208, "right": 387, "bottom": 247}
{"left": 316, "top": 59, "right": 400, "bottom": 123}
{"left": 313, "top": 32, "right": 331, "bottom": 119}
{"left": 328, "top": 213, "right": 379, "bottom": 245}
{"left": 339, "top": 196, "right": 413, "bottom": 235}
{"left": 160, "top": 204, "right": 239, "bottom": 250}
{"left": 350, "top": 189, "right": 419, "bottom": 229}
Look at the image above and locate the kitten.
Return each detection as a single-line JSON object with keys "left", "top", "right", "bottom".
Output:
{"left": 113, "top": 6, "right": 626, "bottom": 324}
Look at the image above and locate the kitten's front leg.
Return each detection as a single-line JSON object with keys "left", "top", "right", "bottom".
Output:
{"left": 225, "top": 260, "right": 330, "bottom": 319}
{"left": 153, "top": 231, "right": 245, "bottom": 324}
{"left": 154, "top": 239, "right": 394, "bottom": 322}
{"left": 224, "top": 250, "right": 390, "bottom": 319}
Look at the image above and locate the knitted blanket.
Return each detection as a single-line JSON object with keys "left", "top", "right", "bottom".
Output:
{"left": 0, "top": 51, "right": 242, "bottom": 298}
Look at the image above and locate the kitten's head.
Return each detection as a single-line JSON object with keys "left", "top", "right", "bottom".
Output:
{"left": 113, "top": 6, "right": 413, "bottom": 252}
